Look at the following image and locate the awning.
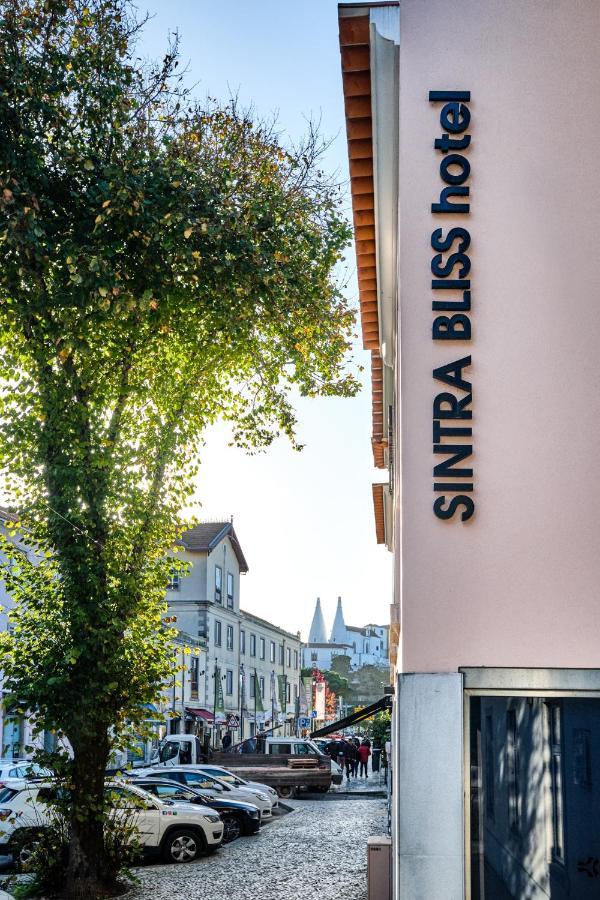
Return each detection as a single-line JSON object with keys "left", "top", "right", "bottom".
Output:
{"left": 185, "top": 707, "right": 214, "bottom": 723}
{"left": 311, "top": 696, "right": 392, "bottom": 738}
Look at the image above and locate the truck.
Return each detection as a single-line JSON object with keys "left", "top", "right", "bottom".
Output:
{"left": 148, "top": 734, "right": 343, "bottom": 798}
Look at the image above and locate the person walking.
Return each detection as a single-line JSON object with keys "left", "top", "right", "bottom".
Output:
{"left": 358, "top": 740, "right": 371, "bottom": 778}
{"left": 344, "top": 739, "right": 357, "bottom": 779}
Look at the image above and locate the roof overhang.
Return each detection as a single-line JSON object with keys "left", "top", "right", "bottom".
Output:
{"left": 338, "top": 3, "right": 399, "bottom": 472}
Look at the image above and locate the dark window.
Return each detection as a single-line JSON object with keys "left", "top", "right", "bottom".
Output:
{"left": 270, "top": 641, "right": 276, "bottom": 663}
{"left": 226, "top": 669, "right": 233, "bottom": 695}
{"left": 240, "top": 630, "right": 246, "bottom": 654}
{"left": 215, "top": 565, "right": 222, "bottom": 603}
{"left": 250, "top": 634, "right": 256, "bottom": 657}
{"left": 547, "top": 702, "right": 565, "bottom": 862}
{"left": 250, "top": 674, "right": 256, "bottom": 699}
{"left": 279, "top": 644, "right": 284, "bottom": 665}
{"left": 286, "top": 647, "right": 292, "bottom": 668}
{"left": 506, "top": 709, "right": 520, "bottom": 833}
{"left": 190, "top": 656, "right": 199, "bottom": 699}
{"left": 226, "top": 625, "right": 234, "bottom": 651}
{"left": 226, "top": 572, "right": 234, "bottom": 608}
{"left": 259, "top": 638, "right": 265, "bottom": 660}
{"left": 214, "top": 619, "right": 221, "bottom": 647}
{"left": 484, "top": 712, "right": 494, "bottom": 821}
{"left": 167, "top": 569, "right": 180, "bottom": 590}
{"left": 573, "top": 727, "right": 592, "bottom": 788}
{"left": 294, "top": 650, "right": 298, "bottom": 669}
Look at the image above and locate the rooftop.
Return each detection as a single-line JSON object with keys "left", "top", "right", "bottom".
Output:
{"left": 180, "top": 521, "right": 249, "bottom": 573}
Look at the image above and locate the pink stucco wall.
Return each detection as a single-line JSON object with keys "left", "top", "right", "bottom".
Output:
{"left": 398, "top": 0, "right": 600, "bottom": 672}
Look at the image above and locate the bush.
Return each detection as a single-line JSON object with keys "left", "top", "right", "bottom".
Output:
{"left": 8, "top": 794, "right": 143, "bottom": 899}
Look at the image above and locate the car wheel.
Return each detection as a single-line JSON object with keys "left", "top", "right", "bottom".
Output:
{"left": 276, "top": 785, "right": 296, "bottom": 799}
{"left": 312, "top": 785, "right": 329, "bottom": 793}
{"left": 221, "top": 814, "right": 242, "bottom": 843}
{"left": 162, "top": 828, "right": 202, "bottom": 864}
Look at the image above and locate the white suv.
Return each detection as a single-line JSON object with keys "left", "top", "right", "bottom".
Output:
{"left": 135, "top": 767, "right": 274, "bottom": 818}
{"left": 0, "top": 780, "right": 223, "bottom": 865}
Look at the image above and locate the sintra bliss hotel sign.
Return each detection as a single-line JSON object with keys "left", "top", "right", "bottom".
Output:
{"left": 429, "top": 90, "right": 474, "bottom": 523}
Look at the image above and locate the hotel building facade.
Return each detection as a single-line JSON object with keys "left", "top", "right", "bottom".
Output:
{"left": 338, "top": 2, "right": 600, "bottom": 897}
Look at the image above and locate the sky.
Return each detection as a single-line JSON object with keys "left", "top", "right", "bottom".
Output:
{"left": 138, "top": 0, "right": 392, "bottom": 639}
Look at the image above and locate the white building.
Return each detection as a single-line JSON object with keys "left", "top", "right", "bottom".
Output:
{"left": 166, "top": 521, "right": 302, "bottom": 745}
{"left": 302, "top": 596, "right": 389, "bottom": 671}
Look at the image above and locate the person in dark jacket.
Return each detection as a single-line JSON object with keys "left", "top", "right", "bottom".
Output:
{"left": 222, "top": 731, "right": 232, "bottom": 752}
{"left": 344, "top": 739, "right": 358, "bottom": 778}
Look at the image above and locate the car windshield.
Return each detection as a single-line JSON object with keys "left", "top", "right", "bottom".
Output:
{"left": 205, "top": 770, "right": 239, "bottom": 784}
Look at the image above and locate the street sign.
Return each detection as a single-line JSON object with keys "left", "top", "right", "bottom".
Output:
{"left": 297, "top": 716, "right": 311, "bottom": 728}
{"left": 310, "top": 710, "right": 318, "bottom": 718}
{"left": 226, "top": 714, "right": 240, "bottom": 728}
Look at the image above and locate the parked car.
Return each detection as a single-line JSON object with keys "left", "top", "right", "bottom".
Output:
{"left": 134, "top": 767, "right": 273, "bottom": 819}
{"left": 0, "top": 780, "right": 223, "bottom": 866}
{"left": 0, "top": 761, "right": 52, "bottom": 785}
{"left": 130, "top": 778, "right": 261, "bottom": 843}
{"left": 193, "top": 765, "right": 279, "bottom": 808}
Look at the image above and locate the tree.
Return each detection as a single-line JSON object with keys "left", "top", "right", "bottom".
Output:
{"left": 322, "top": 668, "right": 350, "bottom": 701}
{"left": 0, "top": 1, "right": 358, "bottom": 895}
{"left": 330, "top": 653, "right": 352, "bottom": 677}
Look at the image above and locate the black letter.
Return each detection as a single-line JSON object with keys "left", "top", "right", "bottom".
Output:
{"left": 434, "top": 133, "right": 471, "bottom": 153}
{"left": 433, "top": 495, "right": 475, "bottom": 521}
{"left": 433, "top": 314, "right": 471, "bottom": 340}
{"left": 433, "top": 357, "right": 472, "bottom": 392}
{"left": 433, "top": 445, "right": 473, "bottom": 478}
{"left": 431, "top": 186, "right": 469, "bottom": 214}
{"left": 431, "top": 252, "right": 470, "bottom": 279}
{"left": 432, "top": 290, "right": 471, "bottom": 312}
{"left": 431, "top": 227, "right": 470, "bottom": 253}
{"left": 433, "top": 392, "right": 472, "bottom": 419}
{"left": 440, "top": 102, "right": 471, "bottom": 133}
{"left": 429, "top": 91, "right": 471, "bottom": 102}
{"left": 440, "top": 154, "right": 470, "bottom": 186}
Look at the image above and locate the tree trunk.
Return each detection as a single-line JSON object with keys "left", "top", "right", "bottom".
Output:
{"left": 63, "top": 727, "right": 114, "bottom": 899}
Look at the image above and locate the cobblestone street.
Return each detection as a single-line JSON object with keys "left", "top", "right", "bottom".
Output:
{"left": 128, "top": 794, "right": 387, "bottom": 900}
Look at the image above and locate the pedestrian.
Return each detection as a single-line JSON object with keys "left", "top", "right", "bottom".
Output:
{"left": 345, "top": 740, "right": 358, "bottom": 778}
{"left": 222, "top": 731, "right": 232, "bottom": 752}
{"left": 358, "top": 740, "right": 371, "bottom": 778}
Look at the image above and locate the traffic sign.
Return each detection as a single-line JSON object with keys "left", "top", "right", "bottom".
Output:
{"left": 226, "top": 714, "right": 240, "bottom": 728}
{"left": 310, "top": 710, "right": 318, "bottom": 718}
{"left": 297, "top": 716, "right": 311, "bottom": 728}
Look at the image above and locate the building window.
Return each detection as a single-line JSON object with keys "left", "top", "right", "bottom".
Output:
{"left": 250, "top": 634, "right": 256, "bottom": 657}
{"left": 214, "top": 619, "right": 221, "bottom": 647}
{"left": 279, "top": 644, "right": 284, "bottom": 665}
{"left": 259, "top": 676, "right": 265, "bottom": 697}
{"left": 240, "top": 630, "right": 246, "bottom": 654}
{"left": 225, "top": 669, "right": 233, "bottom": 696}
{"left": 226, "top": 624, "right": 234, "bottom": 651}
{"left": 294, "top": 650, "right": 298, "bottom": 669}
{"left": 286, "top": 682, "right": 291, "bottom": 703}
{"left": 190, "top": 656, "right": 199, "bottom": 700}
{"left": 293, "top": 684, "right": 298, "bottom": 701}
{"left": 506, "top": 709, "right": 520, "bottom": 834}
{"left": 250, "top": 674, "right": 256, "bottom": 699}
{"left": 547, "top": 702, "right": 565, "bottom": 862}
{"left": 270, "top": 641, "right": 276, "bottom": 663}
{"left": 484, "top": 712, "right": 494, "bottom": 821}
{"left": 311, "top": 651, "right": 317, "bottom": 663}
{"left": 286, "top": 647, "right": 291, "bottom": 668}
{"left": 226, "top": 572, "right": 234, "bottom": 608}
{"left": 166, "top": 569, "right": 180, "bottom": 590}
{"left": 260, "top": 637, "right": 265, "bottom": 660}
{"left": 215, "top": 565, "right": 222, "bottom": 603}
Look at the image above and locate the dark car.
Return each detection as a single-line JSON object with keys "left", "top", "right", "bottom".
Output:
{"left": 131, "top": 778, "right": 260, "bottom": 843}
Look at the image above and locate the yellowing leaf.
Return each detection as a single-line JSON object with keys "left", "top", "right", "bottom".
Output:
{"left": 84, "top": 159, "right": 94, "bottom": 171}
{"left": 95, "top": 215, "right": 103, "bottom": 225}
{"left": 184, "top": 228, "right": 193, "bottom": 239}
{"left": 98, "top": 287, "right": 108, "bottom": 297}
{"left": 102, "top": 200, "right": 111, "bottom": 208}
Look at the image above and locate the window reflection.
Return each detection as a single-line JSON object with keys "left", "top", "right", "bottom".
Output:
{"left": 470, "top": 696, "right": 600, "bottom": 899}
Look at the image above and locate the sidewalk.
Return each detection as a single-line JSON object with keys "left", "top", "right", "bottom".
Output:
{"left": 329, "top": 765, "right": 388, "bottom": 795}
